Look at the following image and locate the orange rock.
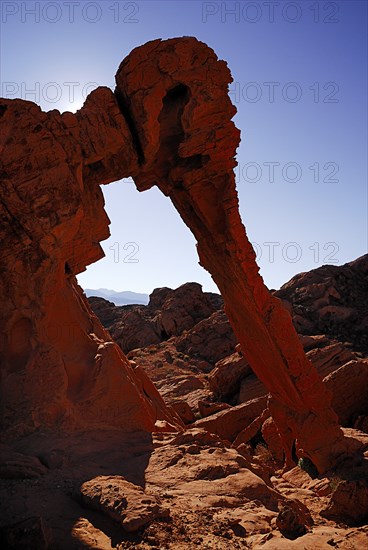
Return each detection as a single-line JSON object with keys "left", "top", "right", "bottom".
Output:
{"left": 320, "top": 479, "right": 368, "bottom": 526}
{"left": 176, "top": 310, "right": 237, "bottom": 364}
{"left": 116, "top": 36, "right": 347, "bottom": 473}
{"left": 276, "top": 502, "right": 309, "bottom": 540}
{"left": 209, "top": 351, "right": 251, "bottom": 398}
{"left": 233, "top": 411, "right": 269, "bottom": 448}
{"left": 0, "top": 89, "right": 180, "bottom": 439}
{"left": 324, "top": 359, "right": 368, "bottom": 426}
{"left": 0, "top": 37, "right": 350, "bottom": 473}
{"left": 194, "top": 396, "right": 268, "bottom": 442}
{"left": 198, "top": 400, "right": 231, "bottom": 418}
{"left": 261, "top": 417, "right": 284, "bottom": 462}
{"left": 170, "top": 400, "right": 196, "bottom": 425}
{"left": 90, "top": 282, "right": 217, "bottom": 354}
{"left": 275, "top": 254, "right": 368, "bottom": 354}
{"left": 80, "top": 475, "right": 169, "bottom": 532}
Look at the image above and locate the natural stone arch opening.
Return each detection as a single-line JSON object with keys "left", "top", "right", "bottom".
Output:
{"left": 77, "top": 173, "right": 217, "bottom": 297}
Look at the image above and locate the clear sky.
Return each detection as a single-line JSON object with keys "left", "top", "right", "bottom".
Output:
{"left": 1, "top": 0, "right": 367, "bottom": 294}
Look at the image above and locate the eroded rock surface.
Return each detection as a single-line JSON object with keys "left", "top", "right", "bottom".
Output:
{"left": 80, "top": 475, "right": 168, "bottom": 532}
{"left": 0, "top": 428, "right": 367, "bottom": 549}
{"left": 114, "top": 37, "right": 351, "bottom": 472}
{"left": 275, "top": 254, "right": 368, "bottom": 354}
{"left": 89, "top": 282, "right": 219, "bottom": 354}
{"left": 90, "top": 257, "right": 368, "bottom": 461}
{"left": 0, "top": 37, "right": 362, "bottom": 548}
{"left": 0, "top": 87, "right": 181, "bottom": 439}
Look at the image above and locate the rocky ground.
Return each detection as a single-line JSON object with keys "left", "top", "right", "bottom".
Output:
{"left": 1, "top": 255, "right": 367, "bottom": 549}
{"left": 89, "top": 255, "right": 368, "bottom": 427}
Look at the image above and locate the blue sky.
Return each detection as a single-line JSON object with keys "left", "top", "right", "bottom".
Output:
{"left": 1, "top": 0, "right": 367, "bottom": 293}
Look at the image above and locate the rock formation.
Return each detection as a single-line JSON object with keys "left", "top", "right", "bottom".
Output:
{"left": 0, "top": 37, "right": 352, "bottom": 473}
{"left": 114, "top": 37, "right": 349, "bottom": 473}
{"left": 88, "top": 282, "right": 219, "bottom": 353}
{"left": 275, "top": 254, "right": 368, "bottom": 354}
{"left": 92, "top": 261, "right": 367, "bottom": 472}
{"left": 0, "top": 83, "right": 181, "bottom": 438}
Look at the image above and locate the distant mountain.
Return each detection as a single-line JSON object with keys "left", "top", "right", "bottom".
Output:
{"left": 84, "top": 288, "right": 149, "bottom": 306}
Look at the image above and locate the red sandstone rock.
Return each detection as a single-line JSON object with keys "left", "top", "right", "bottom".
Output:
{"left": 0, "top": 89, "right": 180, "bottom": 439}
{"left": 237, "top": 373, "right": 268, "bottom": 404}
{"left": 90, "top": 283, "right": 218, "bottom": 354}
{"left": 110, "top": 309, "right": 161, "bottom": 353}
{"left": 1, "top": 426, "right": 367, "bottom": 549}
{"left": 275, "top": 255, "right": 368, "bottom": 354}
{"left": 176, "top": 310, "right": 237, "bottom": 365}
{"left": 194, "top": 396, "right": 268, "bottom": 442}
{"left": 276, "top": 502, "right": 309, "bottom": 539}
{"left": 198, "top": 400, "right": 231, "bottom": 418}
{"left": 324, "top": 360, "right": 368, "bottom": 426}
{"left": 320, "top": 479, "right": 368, "bottom": 526}
{"left": 127, "top": 340, "right": 212, "bottom": 413}
{"left": 233, "top": 410, "right": 269, "bottom": 448}
{"left": 115, "top": 36, "right": 348, "bottom": 472}
{"left": 261, "top": 417, "right": 284, "bottom": 462}
{"left": 170, "top": 400, "right": 196, "bottom": 424}
{"left": 150, "top": 283, "right": 217, "bottom": 339}
{"left": 306, "top": 343, "right": 356, "bottom": 379}
{"left": 0, "top": 445, "right": 47, "bottom": 478}
{"left": 298, "top": 334, "right": 334, "bottom": 352}
{"left": 0, "top": 36, "right": 353, "bottom": 474}
{"left": 209, "top": 351, "right": 251, "bottom": 398}
{"left": 80, "top": 475, "right": 168, "bottom": 532}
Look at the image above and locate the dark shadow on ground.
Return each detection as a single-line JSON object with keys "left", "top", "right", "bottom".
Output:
{"left": 0, "top": 429, "right": 155, "bottom": 549}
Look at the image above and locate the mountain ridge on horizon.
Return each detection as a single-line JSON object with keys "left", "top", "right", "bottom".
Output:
{"left": 84, "top": 288, "right": 149, "bottom": 306}
{"left": 84, "top": 254, "right": 368, "bottom": 307}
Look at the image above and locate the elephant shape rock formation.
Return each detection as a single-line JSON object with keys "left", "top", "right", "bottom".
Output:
{"left": 0, "top": 37, "right": 348, "bottom": 473}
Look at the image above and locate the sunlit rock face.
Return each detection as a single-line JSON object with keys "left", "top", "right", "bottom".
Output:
{"left": 0, "top": 37, "right": 347, "bottom": 472}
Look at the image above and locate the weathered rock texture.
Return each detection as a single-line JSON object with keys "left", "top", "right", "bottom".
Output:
{"left": 80, "top": 475, "right": 168, "bottom": 532}
{"left": 275, "top": 254, "right": 368, "bottom": 354}
{"left": 1, "top": 427, "right": 368, "bottom": 549}
{"left": 0, "top": 86, "right": 181, "bottom": 438}
{"left": 89, "top": 282, "right": 219, "bottom": 353}
{"left": 0, "top": 37, "right": 348, "bottom": 471}
{"left": 115, "top": 37, "right": 347, "bottom": 472}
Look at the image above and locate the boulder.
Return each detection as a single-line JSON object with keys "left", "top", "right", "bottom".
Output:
{"left": 194, "top": 397, "right": 268, "bottom": 442}
{"left": 324, "top": 360, "right": 368, "bottom": 425}
{"left": 176, "top": 310, "right": 237, "bottom": 365}
{"left": 275, "top": 255, "right": 368, "bottom": 354}
{"left": 171, "top": 400, "right": 196, "bottom": 424}
{"left": 237, "top": 374, "right": 268, "bottom": 404}
{"left": 276, "top": 503, "right": 308, "bottom": 540}
{"left": 306, "top": 342, "right": 356, "bottom": 378}
{"left": 89, "top": 282, "right": 218, "bottom": 354}
{"left": 80, "top": 475, "right": 168, "bottom": 532}
{"left": 208, "top": 351, "right": 251, "bottom": 398}
{"left": 0, "top": 445, "right": 47, "bottom": 479}
{"left": 320, "top": 479, "right": 368, "bottom": 526}
{"left": 198, "top": 400, "right": 231, "bottom": 418}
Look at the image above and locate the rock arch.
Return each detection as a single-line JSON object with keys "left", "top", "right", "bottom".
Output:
{"left": 0, "top": 37, "right": 347, "bottom": 472}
